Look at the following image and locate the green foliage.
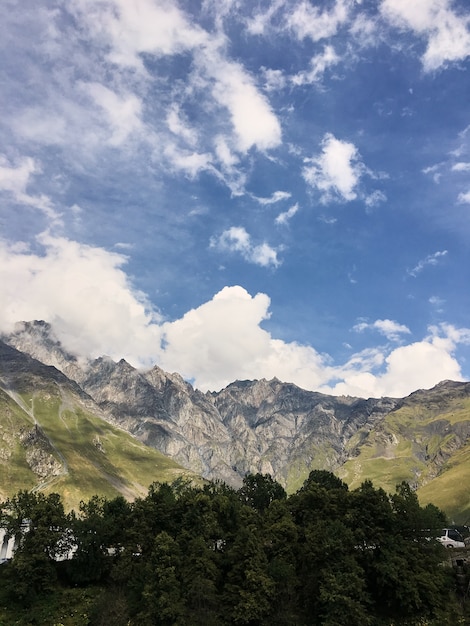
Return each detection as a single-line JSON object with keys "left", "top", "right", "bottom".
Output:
{"left": 1, "top": 473, "right": 468, "bottom": 625}
{"left": 0, "top": 491, "right": 70, "bottom": 603}
{"left": 239, "top": 472, "right": 287, "bottom": 513}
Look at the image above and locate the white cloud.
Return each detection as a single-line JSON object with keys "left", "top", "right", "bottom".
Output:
{"left": 275, "top": 203, "right": 299, "bottom": 225}
{"left": 207, "top": 56, "right": 282, "bottom": 152}
{"left": 166, "top": 105, "right": 198, "bottom": 146}
{"left": 159, "top": 285, "right": 329, "bottom": 391}
{"left": 303, "top": 133, "right": 365, "bottom": 202}
{"left": 457, "top": 190, "right": 470, "bottom": 204}
{"left": 80, "top": 82, "right": 143, "bottom": 146}
{"left": 163, "top": 144, "right": 213, "bottom": 178}
{"left": 0, "top": 237, "right": 467, "bottom": 397}
{"left": 322, "top": 323, "right": 468, "bottom": 398}
{"left": 254, "top": 191, "right": 292, "bottom": 205}
{"left": 452, "top": 162, "right": 470, "bottom": 172}
{"left": 211, "top": 226, "right": 281, "bottom": 268}
{"left": 350, "top": 14, "right": 384, "bottom": 47}
{"left": 407, "top": 250, "right": 448, "bottom": 276}
{"left": 353, "top": 318, "right": 411, "bottom": 341}
{"left": 0, "top": 235, "right": 162, "bottom": 365}
{"left": 0, "top": 155, "right": 58, "bottom": 221}
{"left": 0, "top": 155, "right": 36, "bottom": 196}
{"left": 246, "top": 0, "right": 284, "bottom": 36}
{"left": 288, "top": 0, "right": 350, "bottom": 42}
{"left": 262, "top": 68, "right": 287, "bottom": 92}
{"left": 365, "top": 190, "right": 387, "bottom": 208}
{"left": 291, "top": 46, "right": 340, "bottom": 85}
{"left": 429, "top": 295, "right": 445, "bottom": 311}
{"left": 380, "top": 0, "right": 470, "bottom": 71}
{"left": 72, "top": 0, "right": 209, "bottom": 71}
{"left": 66, "top": 0, "right": 281, "bottom": 180}
{"left": 422, "top": 163, "right": 444, "bottom": 183}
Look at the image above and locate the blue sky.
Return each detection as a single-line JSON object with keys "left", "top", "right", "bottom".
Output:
{"left": 1, "top": 0, "right": 470, "bottom": 397}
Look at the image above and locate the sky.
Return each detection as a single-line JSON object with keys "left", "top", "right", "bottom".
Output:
{"left": 1, "top": 0, "right": 470, "bottom": 398}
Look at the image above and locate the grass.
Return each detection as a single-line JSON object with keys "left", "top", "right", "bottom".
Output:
{"left": 337, "top": 395, "right": 470, "bottom": 521}
{"left": 0, "top": 385, "right": 196, "bottom": 512}
{"left": 418, "top": 443, "right": 470, "bottom": 524}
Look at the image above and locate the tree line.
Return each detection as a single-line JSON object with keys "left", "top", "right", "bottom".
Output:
{"left": 0, "top": 471, "right": 468, "bottom": 625}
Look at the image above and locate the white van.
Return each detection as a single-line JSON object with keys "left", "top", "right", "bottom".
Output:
{"left": 437, "top": 528, "right": 466, "bottom": 549}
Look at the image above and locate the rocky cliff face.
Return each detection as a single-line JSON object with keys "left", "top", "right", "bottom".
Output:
{"left": 2, "top": 321, "right": 469, "bottom": 499}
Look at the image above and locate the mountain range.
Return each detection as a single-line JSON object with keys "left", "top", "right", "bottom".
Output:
{"left": 1, "top": 320, "right": 469, "bottom": 523}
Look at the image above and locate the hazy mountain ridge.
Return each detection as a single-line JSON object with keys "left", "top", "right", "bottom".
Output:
{"left": 2, "top": 321, "right": 470, "bottom": 521}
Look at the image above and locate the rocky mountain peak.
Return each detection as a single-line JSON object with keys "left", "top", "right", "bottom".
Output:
{"left": 2, "top": 321, "right": 469, "bottom": 507}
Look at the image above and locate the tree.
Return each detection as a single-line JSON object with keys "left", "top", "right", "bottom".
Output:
{"left": 222, "top": 507, "right": 275, "bottom": 625}
{"left": 0, "top": 491, "right": 70, "bottom": 602}
{"left": 239, "top": 473, "right": 286, "bottom": 514}
{"left": 137, "top": 531, "right": 185, "bottom": 625}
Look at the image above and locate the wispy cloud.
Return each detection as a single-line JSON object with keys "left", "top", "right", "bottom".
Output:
{"left": 457, "top": 190, "right": 470, "bottom": 204}
{"left": 275, "top": 203, "right": 299, "bottom": 225}
{"left": 0, "top": 154, "right": 59, "bottom": 222}
{"left": 452, "top": 162, "right": 470, "bottom": 172}
{"left": 429, "top": 295, "right": 445, "bottom": 312}
{"left": 291, "top": 46, "right": 340, "bottom": 85}
{"left": 253, "top": 191, "right": 291, "bottom": 205}
{"left": 407, "top": 250, "right": 448, "bottom": 277}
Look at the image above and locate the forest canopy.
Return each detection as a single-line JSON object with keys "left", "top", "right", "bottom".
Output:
{"left": 0, "top": 472, "right": 467, "bottom": 625}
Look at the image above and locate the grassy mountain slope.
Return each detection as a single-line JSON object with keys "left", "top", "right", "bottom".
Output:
{"left": 338, "top": 381, "right": 470, "bottom": 523}
{"left": 0, "top": 343, "right": 196, "bottom": 511}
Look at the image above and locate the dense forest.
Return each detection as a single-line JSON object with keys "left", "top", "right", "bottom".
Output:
{"left": 0, "top": 472, "right": 469, "bottom": 625}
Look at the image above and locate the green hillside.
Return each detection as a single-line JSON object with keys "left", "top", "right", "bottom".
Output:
{"left": 0, "top": 385, "right": 195, "bottom": 512}
{"left": 338, "top": 389, "right": 470, "bottom": 523}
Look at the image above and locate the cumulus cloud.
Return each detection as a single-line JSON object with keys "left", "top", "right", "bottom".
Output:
{"left": 407, "top": 250, "right": 448, "bottom": 276}
{"left": 1, "top": 236, "right": 468, "bottom": 397}
{"left": 303, "top": 133, "right": 366, "bottom": 202}
{"left": 0, "top": 235, "right": 162, "bottom": 365}
{"left": 353, "top": 318, "right": 411, "bottom": 342}
{"left": 159, "top": 285, "right": 330, "bottom": 391}
{"left": 323, "top": 329, "right": 466, "bottom": 398}
{"left": 380, "top": 0, "right": 470, "bottom": 71}
{"left": 211, "top": 227, "right": 281, "bottom": 268}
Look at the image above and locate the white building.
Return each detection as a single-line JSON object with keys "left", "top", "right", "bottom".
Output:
{"left": 0, "top": 528, "right": 16, "bottom": 563}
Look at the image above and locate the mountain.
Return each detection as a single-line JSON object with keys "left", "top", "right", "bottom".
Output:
{"left": 0, "top": 338, "right": 196, "bottom": 511}
{"left": 2, "top": 321, "right": 470, "bottom": 522}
